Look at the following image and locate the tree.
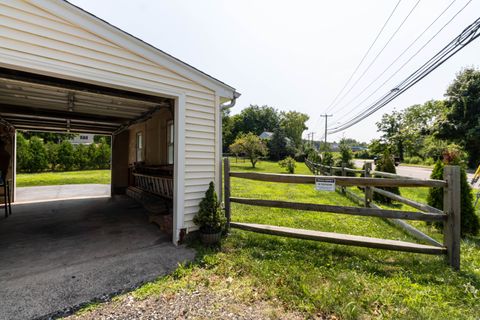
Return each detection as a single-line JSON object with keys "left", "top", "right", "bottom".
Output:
{"left": 280, "top": 111, "right": 309, "bottom": 148}
{"left": 376, "top": 111, "right": 404, "bottom": 160}
{"left": 373, "top": 150, "right": 400, "bottom": 204}
{"left": 435, "top": 68, "right": 480, "bottom": 167}
{"left": 16, "top": 132, "right": 32, "bottom": 172}
{"left": 232, "top": 105, "right": 280, "bottom": 137}
{"left": 95, "top": 138, "right": 111, "bottom": 169}
{"left": 28, "top": 137, "right": 48, "bottom": 172}
{"left": 45, "top": 141, "right": 59, "bottom": 171}
{"left": 57, "top": 140, "right": 75, "bottom": 171}
{"left": 229, "top": 132, "right": 268, "bottom": 168}
{"left": 74, "top": 144, "right": 89, "bottom": 170}
{"left": 427, "top": 148, "right": 479, "bottom": 236}
{"left": 268, "top": 127, "right": 292, "bottom": 161}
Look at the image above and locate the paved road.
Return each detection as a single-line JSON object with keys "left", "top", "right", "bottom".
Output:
{"left": 353, "top": 160, "right": 479, "bottom": 189}
{"left": 16, "top": 184, "right": 111, "bottom": 202}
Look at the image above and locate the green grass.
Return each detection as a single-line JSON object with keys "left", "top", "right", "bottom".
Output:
{"left": 78, "top": 159, "right": 480, "bottom": 319}
{"left": 16, "top": 170, "right": 111, "bottom": 187}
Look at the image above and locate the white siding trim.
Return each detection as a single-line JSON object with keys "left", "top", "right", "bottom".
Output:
{"left": 173, "top": 93, "right": 186, "bottom": 244}
{"left": 214, "top": 95, "right": 222, "bottom": 199}
{"left": 28, "top": 0, "right": 237, "bottom": 99}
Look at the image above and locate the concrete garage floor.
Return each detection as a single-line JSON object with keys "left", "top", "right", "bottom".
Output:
{"left": 0, "top": 196, "right": 195, "bottom": 320}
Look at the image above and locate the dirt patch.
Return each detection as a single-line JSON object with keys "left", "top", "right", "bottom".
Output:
{"left": 66, "top": 285, "right": 322, "bottom": 320}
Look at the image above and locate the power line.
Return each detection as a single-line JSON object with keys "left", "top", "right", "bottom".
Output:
{"left": 327, "top": 16, "right": 480, "bottom": 134}
{"left": 332, "top": 0, "right": 459, "bottom": 120}
{"left": 325, "top": 0, "right": 421, "bottom": 114}
{"left": 322, "top": 0, "right": 402, "bottom": 116}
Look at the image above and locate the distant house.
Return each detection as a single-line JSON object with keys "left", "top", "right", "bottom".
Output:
{"left": 351, "top": 146, "right": 367, "bottom": 152}
{"left": 69, "top": 134, "right": 94, "bottom": 145}
{"left": 259, "top": 131, "right": 291, "bottom": 145}
{"left": 259, "top": 131, "right": 274, "bottom": 140}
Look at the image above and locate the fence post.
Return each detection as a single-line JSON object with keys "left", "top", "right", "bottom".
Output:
{"left": 224, "top": 157, "right": 231, "bottom": 232}
{"left": 443, "top": 165, "right": 461, "bottom": 270}
{"left": 341, "top": 162, "right": 346, "bottom": 194}
{"left": 330, "top": 165, "right": 334, "bottom": 176}
{"left": 364, "top": 162, "right": 372, "bottom": 207}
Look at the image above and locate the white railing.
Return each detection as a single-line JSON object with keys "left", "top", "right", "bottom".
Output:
{"left": 133, "top": 173, "right": 173, "bottom": 199}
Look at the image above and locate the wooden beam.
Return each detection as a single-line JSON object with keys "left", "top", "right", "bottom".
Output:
{"left": 443, "top": 166, "right": 461, "bottom": 270}
{"left": 372, "top": 171, "right": 414, "bottom": 179}
{"left": 230, "top": 197, "right": 446, "bottom": 222}
{"left": 230, "top": 222, "right": 447, "bottom": 255}
{"left": 372, "top": 187, "right": 444, "bottom": 214}
{"left": 224, "top": 158, "right": 231, "bottom": 231}
{"left": 229, "top": 172, "right": 447, "bottom": 187}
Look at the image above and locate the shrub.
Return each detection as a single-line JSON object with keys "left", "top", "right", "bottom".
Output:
{"left": 279, "top": 156, "right": 296, "bottom": 174}
{"left": 427, "top": 159, "right": 479, "bottom": 236}
{"left": 373, "top": 150, "right": 400, "bottom": 204}
{"left": 193, "top": 182, "right": 226, "bottom": 234}
{"left": 16, "top": 132, "right": 32, "bottom": 172}
{"left": 424, "top": 158, "right": 435, "bottom": 166}
{"left": 45, "top": 142, "right": 59, "bottom": 171}
{"left": 28, "top": 137, "right": 48, "bottom": 173}
{"left": 57, "top": 140, "right": 75, "bottom": 171}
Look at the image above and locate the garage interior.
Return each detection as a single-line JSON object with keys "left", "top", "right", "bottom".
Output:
{"left": 0, "top": 68, "right": 190, "bottom": 319}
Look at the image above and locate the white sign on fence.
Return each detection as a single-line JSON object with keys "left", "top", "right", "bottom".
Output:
{"left": 315, "top": 178, "right": 336, "bottom": 192}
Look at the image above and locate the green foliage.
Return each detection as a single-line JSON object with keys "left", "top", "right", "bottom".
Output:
{"left": 16, "top": 134, "right": 111, "bottom": 172}
{"left": 280, "top": 111, "right": 309, "bottom": 148}
{"left": 427, "top": 157, "right": 479, "bottom": 236}
{"left": 278, "top": 156, "right": 296, "bottom": 174}
{"left": 434, "top": 68, "right": 480, "bottom": 167}
{"left": 373, "top": 150, "right": 400, "bottom": 204}
{"left": 229, "top": 132, "right": 268, "bottom": 168}
{"left": 354, "top": 149, "right": 372, "bottom": 159}
{"left": 268, "top": 127, "right": 292, "bottom": 161}
{"left": 193, "top": 182, "right": 225, "bottom": 233}
{"left": 307, "top": 149, "right": 321, "bottom": 163}
{"left": 321, "top": 151, "right": 334, "bottom": 166}
{"left": 28, "top": 137, "right": 48, "bottom": 173}
{"left": 222, "top": 105, "right": 309, "bottom": 157}
{"left": 16, "top": 132, "right": 32, "bottom": 172}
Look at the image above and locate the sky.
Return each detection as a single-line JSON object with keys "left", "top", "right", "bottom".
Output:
{"left": 70, "top": 0, "right": 480, "bottom": 143}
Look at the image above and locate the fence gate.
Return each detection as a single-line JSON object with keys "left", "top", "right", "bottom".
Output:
{"left": 223, "top": 158, "right": 461, "bottom": 270}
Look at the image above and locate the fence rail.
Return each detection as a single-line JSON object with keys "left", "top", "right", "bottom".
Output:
{"left": 224, "top": 158, "right": 461, "bottom": 269}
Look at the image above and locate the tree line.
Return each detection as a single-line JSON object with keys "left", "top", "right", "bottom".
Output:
{"left": 223, "top": 104, "right": 310, "bottom": 165}
{"left": 17, "top": 132, "right": 111, "bottom": 173}
{"left": 371, "top": 67, "right": 480, "bottom": 169}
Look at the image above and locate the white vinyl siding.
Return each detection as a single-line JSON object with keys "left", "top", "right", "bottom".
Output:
{"left": 0, "top": 0, "right": 220, "bottom": 232}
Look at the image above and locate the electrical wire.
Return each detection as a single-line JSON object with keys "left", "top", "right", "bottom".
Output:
{"left": 325, "top": 0, "right": 421, "bottom": 114}
{"left": 327, "top": 16, "right": 480, "bottom": 134}
{"left": 322, "top": 0, "right": 402, "bottom": 115}
{"left": 332, "top": 0, "right": 459, "bottom": 120}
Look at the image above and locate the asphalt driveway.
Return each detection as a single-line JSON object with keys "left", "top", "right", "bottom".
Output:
{"left": 0, "top": 196, "right": 195, "bottom": 320}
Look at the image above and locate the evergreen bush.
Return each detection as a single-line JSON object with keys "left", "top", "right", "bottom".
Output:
{"left": 373, "top": 150, "right": 400, "bottom": 204}
{"left": 193, "top": 182, "right": 226, "bottom": 234}
{"left": 427, "top": 159, "right": 479, "bottom": 236}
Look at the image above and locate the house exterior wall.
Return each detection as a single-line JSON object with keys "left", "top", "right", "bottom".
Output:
{"left": 0, "top": 0, "right": 222, "bottom": 233}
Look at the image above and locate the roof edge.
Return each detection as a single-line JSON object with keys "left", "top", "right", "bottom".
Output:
{"left": 28, "top": 0, "right": 239, "bottom": 99}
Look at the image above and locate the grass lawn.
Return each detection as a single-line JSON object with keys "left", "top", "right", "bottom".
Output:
{"left": 75, "top": 160, "right": 480, "bottom": 319}
{"left": 16, "top": 170, "right": 111, "bottom": 187}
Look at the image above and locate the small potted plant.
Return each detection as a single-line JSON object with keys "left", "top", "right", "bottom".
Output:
{"left": 193, "top": 182, "right": 226, "bottom": 245}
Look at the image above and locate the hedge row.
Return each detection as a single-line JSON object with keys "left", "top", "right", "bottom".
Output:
{"left": 17, "top": 133, "right": 111, "bottom": 173}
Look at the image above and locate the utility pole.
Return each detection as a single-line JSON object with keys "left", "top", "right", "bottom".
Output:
{"left": 319, "top": 114, "right": 333, "bottom": 151}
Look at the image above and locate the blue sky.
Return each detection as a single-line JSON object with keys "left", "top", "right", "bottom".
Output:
{"left": 71, "top": 0, "right": 480, "bottom": 143}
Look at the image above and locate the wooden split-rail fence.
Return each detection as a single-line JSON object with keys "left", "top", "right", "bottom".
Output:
{"left": 224, "top": 158, "right": 461, "bottom": 269}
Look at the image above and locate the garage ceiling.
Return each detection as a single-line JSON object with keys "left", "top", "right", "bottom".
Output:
{"left": 0, "top": 69, "right": 172, "bottom": 135}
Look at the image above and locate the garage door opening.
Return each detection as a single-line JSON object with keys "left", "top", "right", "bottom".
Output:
{"left": 14, "top": 130, "right": 112, "bottom": 203}
{"left": 0, "top": 68, "right": 177, "bottom": 237}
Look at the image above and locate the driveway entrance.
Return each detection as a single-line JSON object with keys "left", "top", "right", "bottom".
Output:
{"left": 0, "top": 196, "right": 195, "bottom": 320}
